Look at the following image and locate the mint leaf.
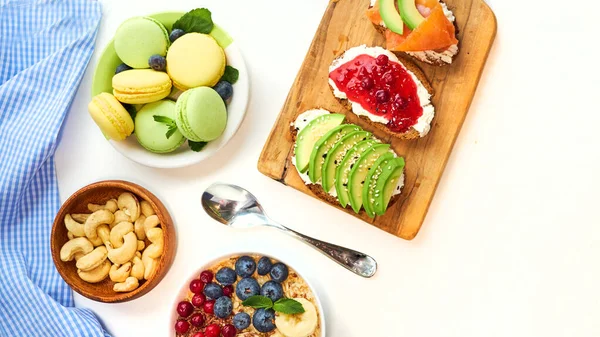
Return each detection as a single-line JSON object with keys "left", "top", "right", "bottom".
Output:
{"left": 165, "top": 125, "right": 178, "bottom": 139}
{"left": 188, "top": 140, "right": 208, "bottom": 152}
{"left": 273, "top": 298, "right": 305, "bottom": 314}
{"left": 242, "top": 296, "right": 273, "bottom": 309}
{"left": 124, "top": 104, "right": 137, "bottom": 121}
{"left": 153, "top": 115, "right": 175, "bottom": 125}
{"left": 173, "top": 8, "right": 214, "bottom": 34}
{"left": 220, "top": 66, "right": 239, "bottom": 84}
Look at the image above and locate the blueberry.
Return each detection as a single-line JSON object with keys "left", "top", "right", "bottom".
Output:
{"left": 270, "top": 262, "right": 289, "bottom": 283}
{"left": 216, "top": 267, "right": 237, "bottom": 286}
{"left": 252, "top": 308, "right": 276, "bottom": 333}
{"left": 260, "top": 281, "right": 283, "bottom": 302}
{"left": 213, "top": 81, "right": 233, "bottom": 101}
{"left": 235, "top": 256, "right": 256, "bottom": 278}
{"left": 115, "top": 63, "right": 131, "bottom": 74}
{"left": 232, "top": 312, "right": 251, "bottom": 330}
{"left": 214, "top": 296, "right": 233, "bottom": 318}
{"left": 203, "top": 282, "right": 223, "bottom": 300}
{"left": 169, "top": 28, "right": 185, "bottom": 42}
{"left": 235, "top": 277, "right": 260, "bottom": 301}
{"left": 257, "top": 256, "right": 273, "bottom": 276}
{"left": 148, "top": 55, "right": 166, "bottom": 71}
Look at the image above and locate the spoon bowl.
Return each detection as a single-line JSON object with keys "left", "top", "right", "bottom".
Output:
{"left": 201, "top": 183, "right": 377, "bottom": 278}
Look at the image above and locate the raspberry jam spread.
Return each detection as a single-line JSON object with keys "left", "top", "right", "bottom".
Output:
{"left": 329, "top": 54, "right": 423, "bottom": 133}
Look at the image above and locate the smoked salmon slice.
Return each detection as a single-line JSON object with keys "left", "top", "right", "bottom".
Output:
{"left": 367, "top": 0, "right": 458, "bottom": 52}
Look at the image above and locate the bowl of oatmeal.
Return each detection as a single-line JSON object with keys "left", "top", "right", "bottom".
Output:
{"left": 170, "top": 253, "right": 325, "bottom": 337}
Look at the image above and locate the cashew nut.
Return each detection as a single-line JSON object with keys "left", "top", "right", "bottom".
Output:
{"left": 135, "top": 251, "right": 142, "bottom": 259}
{"left": 67, "top": 231, "right": 75, "bottom": 240}
{"left": 117, "top": 192, "right": 140, "bottom": 222}
{"left": 109, "top": 221, "right": 133, "bottom": 248}
{"left": 87, "top": 224, "right": 110, "bottom": 247}
{"left": 144, "top": 215, "right": 160, "bottom": 234}
{"left": 84, "top": 210, "right": 114, "bottom": 240}
{"left": 106, "top": 232, "right": 137, "bottom": 264}
{"left": 64, "top": 214, "right": 85, "bottom": 237}
{"left": 113, "top": 276, "right": 139, "bottom": 292}
{"left": 134, "top": 215, "right": 146, "bottom": 241}
{"left": 74, "top": 252, "right": 85, "bottom": 261}
{"left": 142, "top": 249, "right": 159, "bottom": 280}
{"left": 131, "top": 256, "right": 144, "bottom": 280}
{"left": 88, "top": 199, "right": 118, "bottom": 213}
{"left": 144, "top": 228, "right": 164, "bottom": 259}
{"left": 140, "top": 200, "right": 155, "bottom": 217}
{"left": 137, "top": 240, "right": 145, "bottom": 251}
{"left": 109, "top": 262, "right": 131, "bottom": 282}
{"left": 60, "top": 237, "right": 93, "bottom": 262}
{"left": 78, "top": 260, "right": 111, "bottom": 283}
{"left": 71, "top": 213, "right": 90, "bottom": 223}
{"left": 76, "top": 246, "right": 108, "bottom": 271}
{"left": 111, "top": 210, "right": 129, "bottom": 229}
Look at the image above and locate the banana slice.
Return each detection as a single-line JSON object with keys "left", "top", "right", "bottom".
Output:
{"left": 275, "top": 298, "right": 318, "bottom": 337}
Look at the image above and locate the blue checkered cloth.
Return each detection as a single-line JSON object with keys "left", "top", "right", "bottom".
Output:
{"left": 0, "top": 1, "right": 110, "bottom": 336}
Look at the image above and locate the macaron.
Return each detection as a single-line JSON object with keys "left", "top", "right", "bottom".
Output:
{"left": 112, "top": 69, "right": 172, "bottom": 104}
{"left": 114, "top": 17, "right": 170, "bottom": 69}
{"left": 135, "top": 100, "right": 185, "bottom": 153}
{"left": 88, "top": 92, "right": 134, "bottom": 141}
{"left": 175, "top": 87, "right": 227, "bottom": 142}
{"left": 166, "top": 33, "right": 226, "bottom": 90}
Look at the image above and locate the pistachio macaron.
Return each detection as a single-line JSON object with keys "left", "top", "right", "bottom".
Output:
{"left": 135, "top": 100, "right": 185, "bottom": 153}
{"left": 114, "top": 17, "right": 170, "bottom": 69}
{"left": 88, "top": 92, "right": 134, "bottom": 141}
{"left": 166, "top": 33, "right": 226, "bottom": 90}
{"left": 112, "top": 69, "right": 172, "bottom": 104}
{"left": 175, "top": 87, "right": 227, "bottom": 142}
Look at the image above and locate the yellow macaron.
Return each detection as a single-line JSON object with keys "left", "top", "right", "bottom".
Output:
{"left": 112, "top": 69, "right": 172, "bottom": 104}
{"left": 88, "top": 92, "right": 134, "bottom": 141}
{"left": 166, "top": 33, "right": 226, "bottom": 90}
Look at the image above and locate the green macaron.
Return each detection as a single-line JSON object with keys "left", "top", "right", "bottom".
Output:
{"left": 175, "top": 87, "right": 227, "bottom": 142}
{"left": 135, "top": 100, "right": 185, "bottom": 153}
{"left": 114, "top": 16, "right": 170, "bottom": 69}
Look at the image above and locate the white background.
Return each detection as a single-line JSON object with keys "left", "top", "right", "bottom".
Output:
{"left": 55, "top": 0, "right": 600, "bottom": 336}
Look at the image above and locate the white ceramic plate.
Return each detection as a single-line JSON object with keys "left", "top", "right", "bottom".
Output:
{"left": 168, "top": 252, "right": 327, "bottom": 337}
{"left": 92, "top": 12, "right": 249, "bottom": 169}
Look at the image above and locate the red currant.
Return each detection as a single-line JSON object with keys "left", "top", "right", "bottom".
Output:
{"left": 192, "top": 333, "right": 205, "bottom": 337}
{"left": 203, "top": 299, "right": 215, "bottom": 314}
{"left": 190, "top": 279, "right": 205, "bottom": 294}
{"left": 190, "top": 313, "right": 205, "bottom": 327}
{"left": 204, "top": 324, "right": 220, "bottom": 337}
{"left": 192, "top": 293, "right": 206, "bottom": 307}
{"left": 174, "top": 320, "right": 190, "bottom": 334}
{"left": 222, "top": 285, "right": 234, "bottom": 297}
{"left": 177, "top": 301, "right": 194, "bottom": 318}
{"left": 200, "top": 270, "right": 213, "bottom": 283}
{"left": 221, "top": 324, "right": 236, "bottom": 337}
{"left": 376, "top": 54, "right": 389, "bottom": 66}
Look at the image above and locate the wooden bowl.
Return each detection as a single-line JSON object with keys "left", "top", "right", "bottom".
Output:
{"left": 50, "top": 180, "right": 176, "bottom": 303}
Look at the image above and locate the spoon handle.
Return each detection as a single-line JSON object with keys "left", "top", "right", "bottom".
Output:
{"left": 272, "top": 223, "right": 377, "bottom": 278}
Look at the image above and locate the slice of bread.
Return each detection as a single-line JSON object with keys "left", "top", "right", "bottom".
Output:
{"left": 289, "top": 117, "right": 403, "bottom": 216}
{"left": 368, "top": 1, "right": 460, "bottom": 66}
{"left": 329, "top": 46, "right": 435, "bottom": 140}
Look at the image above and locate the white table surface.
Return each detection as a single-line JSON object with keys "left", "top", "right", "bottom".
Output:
{"left": 55, "top": 0, "right": 600, "bottom": 336}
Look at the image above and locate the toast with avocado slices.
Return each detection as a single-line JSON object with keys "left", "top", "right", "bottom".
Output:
{"left": 366, "top": 0, "right": 459, "bottom": 66}
{"left": 290, "top": 109, "right": 405, "bottom": 218}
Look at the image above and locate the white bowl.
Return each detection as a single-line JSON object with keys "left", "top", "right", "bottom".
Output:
{"left": 168, "top": 252, "right": 326, "bottom": 337}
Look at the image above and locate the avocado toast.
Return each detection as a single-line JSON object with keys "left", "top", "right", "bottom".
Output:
{"left": 290, "top": 109, "right": 405, "bottom": 218}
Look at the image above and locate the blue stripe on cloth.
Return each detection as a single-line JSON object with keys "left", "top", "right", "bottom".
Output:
{"left": 0, "top": 1, "right": 110, "bottom": 336}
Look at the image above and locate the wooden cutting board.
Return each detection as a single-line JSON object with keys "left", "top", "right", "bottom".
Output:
{"left": 258, "top": 0, "right": 496, "bottom": 240}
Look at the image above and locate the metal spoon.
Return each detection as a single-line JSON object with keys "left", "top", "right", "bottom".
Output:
{"left": 201, "top": 183, "right": 377, "bottom": 278}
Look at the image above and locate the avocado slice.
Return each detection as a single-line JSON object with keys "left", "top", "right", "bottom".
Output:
{"left": 374, "top": 157, "right": 406, "bottom": 215}
{"left": 348, "top": 144, "right": 391, "bottom": 213}
{"left": 398, "top": 0, "right": 425, "bottom": 30}
{"left": 335, "top": 139, "right": 378, "bottom": 208}
{"left": 322, "top": 130, "right": 372, "bottom": 193}
{"left": 294, "top": 114, "right": 345, "bottom": 173}
{"left": 308, "top": 124, "right": 361, "bottom": 183}
{"left": 362, "top": 153, "right": 395, "bottom": 218}
{"left": 379, "top": 0, "right": 404, "bottom": 34}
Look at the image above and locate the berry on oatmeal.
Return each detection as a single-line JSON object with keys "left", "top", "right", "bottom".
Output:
{"left": 270, "top": 262, "right": 289, "bottom": 283}
{"left": 204, "top": 323, "right": 220, "bottom": 337}
{"left": 190, "top": 279, "right": 205, "bottom": 294}
{"left": 216, "top": 267, "right": 237, "bottom": 285}
{"left": 235, "top": 255, "right": 257, "bottom": 278}
{"left": 222, "top": 284, "right": 234, "bottom": 297}
{"left": 257, "top": 256, "right": 273, "bottom": 275}
{"left": 177, "top": 301, "right": 194, "bottom": 317}
{"left": 233, "top": 312, "right": 251, "bottom": 330}
{"left": 261, "top": 280, "right": 284, "bottom": 302}
{"left": 192, "top": 293, "right": 206, "bottom": 307}
{"left": 200, "top": 270, "right": 214, "bottom": 283}
{"left": 203, "top": 299, "right": 215, "bottom": 314}
{"left": 174, "top": 320, "right": 190, "bottom": 334}
{"left": 203, "top": 282, "right": 223, "bottom": 300}
{"left": 253, "top": 308, "right": 276, "bottom": 333}
{"left": 235, "top": 277, "right": 260, "bottom": 300}
{"left": 190, "top": 313, "right": 205, "bottom": 327}
{"left": 221, "top": 324, "right": 237, "bottom": 337}
{"left": 214, "top": 296, "right": 233, "bottom": 318}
